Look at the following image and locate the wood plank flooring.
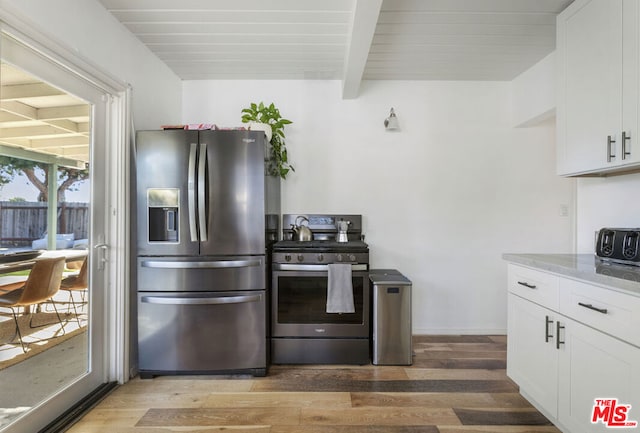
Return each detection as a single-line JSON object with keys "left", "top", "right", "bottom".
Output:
{"left": 67, "top": 335, "right": 561, "bottom": 433}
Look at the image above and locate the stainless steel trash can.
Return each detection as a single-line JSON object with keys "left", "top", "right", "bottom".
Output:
{"left": 370, "top": 269, "right": 412, "bottom": 365}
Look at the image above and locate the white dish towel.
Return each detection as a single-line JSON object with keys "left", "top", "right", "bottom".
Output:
{"left": 326, "top": 263, "right": 355, "bottom": 313}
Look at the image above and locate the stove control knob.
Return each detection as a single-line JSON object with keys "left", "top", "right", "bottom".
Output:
{"left": 297, "top": 254, "right": 304, "bottom": 262}
{"left": 336, "top": 254, "right": 343, "bottom": 262}
{"left": 317, "top": 254, "right": 324, "bottom": 262}
{"left": 284, "top": 254, "right": 292, "bottom": 262}
{"left": 349, "top": 254, "right": 356, "bottom": 262}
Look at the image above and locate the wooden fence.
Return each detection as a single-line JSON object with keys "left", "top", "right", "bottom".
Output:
{"left": 0, "top": 201, "right": 89, "bottom": 247}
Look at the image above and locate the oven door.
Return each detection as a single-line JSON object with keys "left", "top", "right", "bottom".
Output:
{"left": 271, "top": 266, "right": 369, "bottom": 338}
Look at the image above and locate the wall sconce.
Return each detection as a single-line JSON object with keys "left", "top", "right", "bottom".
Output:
{"left": 384, "top": 108, "right": 399, "bottom": 130}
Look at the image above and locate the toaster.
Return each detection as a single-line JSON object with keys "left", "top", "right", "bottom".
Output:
{"left": 595, "top": 228, "right": 640, "bottom": 265}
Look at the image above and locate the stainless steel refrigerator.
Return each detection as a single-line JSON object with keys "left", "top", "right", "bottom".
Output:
{"left": 134, "top": 129, "right": 279, "bottom": 377}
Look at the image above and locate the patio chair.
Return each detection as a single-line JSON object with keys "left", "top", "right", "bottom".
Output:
{"left": 0, "top": 257, "right": 66, "bottom": 352}
{"left": 60, "top": 257, "right": 88, "bottom": 325}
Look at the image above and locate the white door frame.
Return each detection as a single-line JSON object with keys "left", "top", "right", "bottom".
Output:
{"left": 0, "top": 13, "right": 130, "bottom": 432}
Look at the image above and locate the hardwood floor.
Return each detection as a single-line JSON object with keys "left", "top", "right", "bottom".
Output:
{"left": 67, "top": 335, "right": 561, "bottom": 433}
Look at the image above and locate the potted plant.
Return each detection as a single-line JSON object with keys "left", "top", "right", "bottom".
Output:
{"left": 241, "top": 102, "right": 294, "bottom": 179}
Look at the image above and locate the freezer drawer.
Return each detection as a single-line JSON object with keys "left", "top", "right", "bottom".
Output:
{"left": 137, "top": 290, "right": 266, "bottom": 376}
{"left": 137, "top": 256, "right": 264, "bottom": 292}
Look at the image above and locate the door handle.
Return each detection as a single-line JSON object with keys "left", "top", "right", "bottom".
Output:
{"left": 556, "top": 321, "right": 565, "bottom": 350}
{"left": 273, "top": 263, "right": 368, "bottom": 271}
{"left": 94, "top": 243, "right": 108, "bottom": 270}
{"left": 607, "top": 135, "right": 616, "bottom": 162}
{"left": 188, "top": 142, "right": 198, "bottom": 242}
{"left": 622, "top": 131, "right": 631, "bottom": 160}
{"left": 517, "top": 281, "right": 536, "bottom": 289}
{"left": 141, "top": 294, "right": 262, "bottom": 305}
{"left": 578, "top": 302, "right": 608, "bottom": 314}
{"left": 197, "top": 142, "right": 208, "bottom": 242}
{"left": 141, "top": 259, "right": 262, "bottom": 269}
{"left": 545, "top": 315, "right": 553, "bottom": 343}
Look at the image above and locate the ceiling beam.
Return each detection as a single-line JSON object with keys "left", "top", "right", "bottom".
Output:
{"left": 0, "top": 111, "right": 25, "bottom": 122}
{"left": 46, "top": 119, "right": 90, "bottom": 134}
{"left": 0, "top": 82, "right": 66, "bottom": 100}
{"left": 341, "top": 0, "right": 383, "bottom": 99}
{"left": 1, "top": 101, "right": 37, "bottom": 119}
{"left": 0, "top": 125, "right": 83, "bottom": 140}
{"left": 38, "top": 105, "right": 90, "bottom": 121}
{"left": 4, "top": 135, "right": 89, "bottom": 149}
{"left": 2, "top": 102, "right": 89, "bottom": 122}
{"left": 0, "top": 144, "right": 86, "bottom": 169}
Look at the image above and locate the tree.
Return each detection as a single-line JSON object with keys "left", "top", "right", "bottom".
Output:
{"left": 0, "top": 156, "right": 89, "bottom": 202}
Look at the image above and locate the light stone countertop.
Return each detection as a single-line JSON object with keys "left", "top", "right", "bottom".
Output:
{"left": 502, "top": 253, "right": 640, "bottom": 298}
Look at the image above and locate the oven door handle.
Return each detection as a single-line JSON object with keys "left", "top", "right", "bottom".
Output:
{"left": 141, "top": 294, "right": 262, "bottom": 305}
{"left": 273, "top": 263, "right": 368, "bottom": 272}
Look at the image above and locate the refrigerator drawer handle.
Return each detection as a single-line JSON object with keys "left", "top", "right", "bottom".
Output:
{"left": 141, "top": 259, "right": 262, "bottom": 269}
{"left": 197, "top": 142, "right": 208, "bottom": 242}
{"left": 141, "top": 294, "right": 262, "bottom": 305}
{"left": 274, "top": 263, "right": 368, "bottom": 272}
{"left": 188, "top": 142, "right": 198, "bottom": 242}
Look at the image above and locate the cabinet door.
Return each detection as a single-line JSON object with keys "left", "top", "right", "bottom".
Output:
{"left": 507, "top": 294, "right": 559, "bottom": 418}
{"left": 557, "top": 0, "right": 624, "bottom": 175}
{"left": 558, "top": 317, "right": 640, "bottom": 433}
{"left": 622, "top": 0, "right": 640, "bottom": 166}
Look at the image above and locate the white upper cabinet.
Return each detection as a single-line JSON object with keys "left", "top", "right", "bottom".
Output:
{"left": 557, "top": 0, "right": 640, "bottom": 176}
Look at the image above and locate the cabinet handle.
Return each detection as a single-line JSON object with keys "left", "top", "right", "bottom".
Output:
{"left": 545, "top": 315, "right": 554, "bottom": 343}
{"left": 517, "top": 281, "right": 536, "bottom": 289}
{"left": 578, "top": 302, "right": 608, "bottom": 315}
{"left": 607, "top": 135, "right": 616, "bottom": 162}
{"left": 556, "top": 322, "right": 565, "bottom": 350}
{"left": 622, "top": 131, "right": 631, "bottom": 160}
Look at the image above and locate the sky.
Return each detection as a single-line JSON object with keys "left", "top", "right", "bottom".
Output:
{"left": 0, "top": 171, "right": 90, "bottom": 202}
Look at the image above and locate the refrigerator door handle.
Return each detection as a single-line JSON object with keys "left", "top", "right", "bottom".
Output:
{"left": 141, "top": 294, "right": 262, "bottom": 305}
{"left": 187, "top": 142, "right": 198, "bottom": 242}
{"left": 197, "top": 142, "right": 208, "bottom": 242}
{"left": 140, "top": 259, "right": 262, "bottom": 269}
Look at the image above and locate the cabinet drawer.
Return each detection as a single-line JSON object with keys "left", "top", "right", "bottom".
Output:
{"left": 559, "top": 278, "right": 640, "bottom": 347}
{"left": 508, "top": 264, "right": 560, "bottom": 310}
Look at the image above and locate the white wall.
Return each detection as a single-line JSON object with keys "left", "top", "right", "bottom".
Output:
{"left": 576, "top": 173, "right": 640, "bottom": 252}
{"left": 183, "top": 80, "right": 575, "bottom": 334}
{"left": 511, "top": 52, "right": 556, "bottom": 128}
{"left": 0, "top": 0, "right": 182, "bottom": 128}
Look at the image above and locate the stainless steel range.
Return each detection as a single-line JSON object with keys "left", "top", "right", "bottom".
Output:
{"left": 271, "top": 214, "right": 370, "bottom": 364}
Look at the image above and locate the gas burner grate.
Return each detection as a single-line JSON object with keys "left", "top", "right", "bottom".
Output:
{"left": 273, "top": 240, "right": 368, "bottom": 253}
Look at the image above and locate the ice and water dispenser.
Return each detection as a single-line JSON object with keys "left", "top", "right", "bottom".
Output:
{"left": 147, "top": 188, "right": 179, "bottom": 243}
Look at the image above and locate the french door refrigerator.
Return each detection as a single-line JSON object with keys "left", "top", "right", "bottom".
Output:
{"left": 134, "top": 129, "right": 279, "bottom": 377}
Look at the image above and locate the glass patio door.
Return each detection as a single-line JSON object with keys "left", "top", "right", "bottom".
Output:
{"left": 0, "top": 28, "right": 117, "bottom": 433}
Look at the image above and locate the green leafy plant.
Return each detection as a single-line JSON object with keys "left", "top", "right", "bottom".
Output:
{"left": 241, "top": 102, "right": 294, "bottom": 179}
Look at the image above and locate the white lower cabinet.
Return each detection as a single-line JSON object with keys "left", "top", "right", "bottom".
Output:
{"left": 558, "top": 317, "right": 640, "bottom": 433}
{"left": 507, "top": 294, "right": 559, "bottom": 418}
{"left": 507, "top": 264, "right": 640, "bottom": 433}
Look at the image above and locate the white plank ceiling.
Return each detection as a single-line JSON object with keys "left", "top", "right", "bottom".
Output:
{"left": 0, "top": 0, "right": 574, "bottom": 165}
{"left": 98, "top": 0, "right": 574, "bottom": 98}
